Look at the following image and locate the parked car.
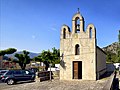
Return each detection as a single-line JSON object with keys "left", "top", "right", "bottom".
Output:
{"left": 0, "top": 70, "right": 8, "bottom": 80}
{"left": 1, "top": 69, "right": 36, "bottom": 85}
{"left": 28, "top": 68, "right": 38, "bottom": 73}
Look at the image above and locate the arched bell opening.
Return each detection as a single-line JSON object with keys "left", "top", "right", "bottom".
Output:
{"left": 63, "top": 28, "right": 66, "bottom": 39}
{"left": 75, "top": 17, "right": 80, "bottom": 33}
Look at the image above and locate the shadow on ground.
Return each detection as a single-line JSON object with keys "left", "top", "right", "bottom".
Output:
{"left": 113, "top": 78, "right": 119, "bottom": 90}
{"left": 13, "top": 80, "right": 35, "bottom": 85}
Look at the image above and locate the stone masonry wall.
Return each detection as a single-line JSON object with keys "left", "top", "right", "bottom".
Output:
{"left": 60, "top": 12, "right": 97, "bottom": 80}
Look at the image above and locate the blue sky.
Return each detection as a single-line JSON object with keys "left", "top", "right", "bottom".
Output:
{"left": 0, "top": 0, "right": 120, "bottom": 53}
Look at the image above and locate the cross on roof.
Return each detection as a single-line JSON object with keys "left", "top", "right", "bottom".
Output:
{"left": 77, "top": 8, "right": 80, "bottom": 13}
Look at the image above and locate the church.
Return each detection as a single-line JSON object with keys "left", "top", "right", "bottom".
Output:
{"left": 60, "top": 10, "right": 106, "bottom": 80}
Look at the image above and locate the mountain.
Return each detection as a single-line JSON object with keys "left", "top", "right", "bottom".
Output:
{"left": 102, "top": 42, "right": 120, "bottom": 63}
{"left": 102, "top": 42, "right": 120, "bottom": 54}
{"left": 5, "top": 51, "right": 39, "bottom": 59}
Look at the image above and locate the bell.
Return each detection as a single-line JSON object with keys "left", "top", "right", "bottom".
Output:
{"left": 76, "top": 24, "right": 80, "bottom": 30}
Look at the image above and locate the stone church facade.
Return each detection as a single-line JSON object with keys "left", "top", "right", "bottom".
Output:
{"left": 60, "top": 11, "right": 106, "bottom": 80}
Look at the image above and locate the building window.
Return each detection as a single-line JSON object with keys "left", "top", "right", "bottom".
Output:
{"left": 63, "top": 28, "right": 66, "bottom": 39}
{"left": 75, "top": 44, "right": 80, "bottom": 55}
{"left": 89, "top": 27, "right": 92, "bottom": 38}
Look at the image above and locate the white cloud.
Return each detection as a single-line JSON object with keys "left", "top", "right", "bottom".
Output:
{"left": 50, "top": 27, "right": 57, "bottom": 31}
{"left": 49, "top": 24, "right": 58, "bottom": 31}
{"left": 32, "top": 35, "right": 36, "bottom": 39}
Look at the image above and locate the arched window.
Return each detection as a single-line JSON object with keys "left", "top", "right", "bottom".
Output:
{"left": 75, "top": 44, "right": 80, "bottom": 55}
{"left": 75, "top": 17, "right": 80, "bottom": 33}
{"left": 89, "top": 27, "right": 92, "bottom": 38}
{"left": 63, "top": 28, "right": 66, "bottom": 39}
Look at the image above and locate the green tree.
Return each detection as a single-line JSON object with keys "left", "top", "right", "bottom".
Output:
{"left": 15, "top": 50, "right": 31, "bottom": 70}
{"left": 38, "top": 50, "right": 52, "bottom": 70}
{"left": 33, "top": 47, "right": 60, "bottom": 70}
{"left": 117, "top": 49, "right": 120, "bottom": 62}
{"left": 51, "top": 47, "right": 60, "bottom": 65}
{"left": 33, "top": 56, "right": 42, "bottom": 62}
{"left": 0, "top": 48, "right": 17, "bottom": 56}
{"left": 106, "top": 51, "right": 112, "bottom": 62}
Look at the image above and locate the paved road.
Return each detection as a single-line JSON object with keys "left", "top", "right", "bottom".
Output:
{"left": 0, "top": 80, "right": 35, "bottom": 90}
{"left": 0, "top": 81, "right": 13, "bottom": 90}
{"left": 0, "top": 78, "right": 109, "bottom": 90}
{"left": 1, "top": 74, "right": 117, "bottom": 90}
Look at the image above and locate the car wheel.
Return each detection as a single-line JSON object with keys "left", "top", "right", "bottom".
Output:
{"left": 31, "top": 78, "right": 35, "bottom": 82}
{"left": 7, "top": 79, "right": 15, "bottom": 85}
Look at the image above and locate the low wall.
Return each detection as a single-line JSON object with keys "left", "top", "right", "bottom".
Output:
{"left": 52, "top": 70, "right": 59, "bottom": 77}
{"left": 103, "top": 71, "right": 116, "bottom": 90}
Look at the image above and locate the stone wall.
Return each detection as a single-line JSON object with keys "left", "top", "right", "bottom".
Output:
{"left": 96, "top": 47, "right": 106, "bottom": 78}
